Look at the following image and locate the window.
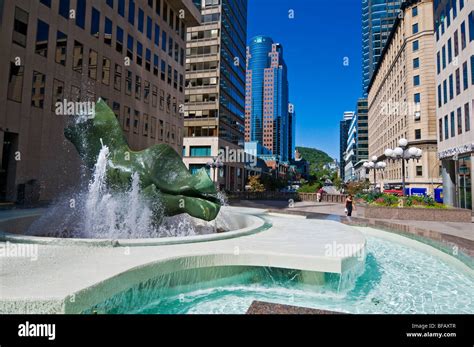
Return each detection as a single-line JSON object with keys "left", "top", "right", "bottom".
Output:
{"left": 437, "top": 84, "right": 442, "bottom": 108}
{"left": 413, "top": 58, "right": 419, "bottom": 69}
{"left": 413, "top": 75, "right": 420, "bottom": 86}
{"left": 163, "top": 1, "right": 168, "bottom": 22}
{"left": 145, "top": 49, "right": 151, "bottom": 71}
{"left": 31, "top": 71, "right": 46, "bottom": 108}
{"left": 152, "top": 85, "right": 158, "bottom": 107}
{"left": 415, "top": 129, "right": 421, "bottom": 140}
{"left": 153, "top": 55, "right": 159, "bottom": 76}
{"left": 91, "top": 7, "right": 100, "bottom": 38}
{"left": 161, "top": 61, "right": 166, "bottom": 81}
{"left": 190, "top": 146, "right": 211, "bottom": 157}
{"left": 414, "top": 93, "right": 421, "bottom": 104}
{"left": 436, "top": 52, "right": 441, "bottom": 74}
{"left": 138, "top": 8, "right": 144, "bottom": 33}
{"left": 447, "top": 38, "right": 452, "bottom": 63}
{"left": 76, "top": 0, "right": 86, "bottom": 29}
{"left": 116, "top": 26, "right": 124, "bottom": 53}
{"left": 416, "top": 166, "right": 422, "bottom": 177}
{"left": 471, "top": 55, "right": 474, "bottom": 85}
{"left": 168, "top": 37, "right": 173, "bottom": 57}
{"left": 40, "top": 0, "right": 52, "bottom": 7}
{"left": 412, "top": 23, "right": 419, "bottom": 34}
{"left": 450, "top": 111, "right": 455, "bottom": 137}
{"left": 102, "top": 57, "right": 111, "bottom": 85}
{"left": 162, "top": 31, "right": 167, "bottom": 52}
{"left": 454, "top": 30, "right": 459, "bottom": 57}
{"left": 457, "top": 107, "right": 463, "bottom": 134}
{"left": 7, "top": 62, "right": 24, "bottom": 102}
{"left": 113, "top": 102, "right": 120, "bottom": 121}
{"left": 106, "top": 0, "right": 114, "bottom": 8}
{"left": 455, "top": 68, "right": 461, "bottom": 95}
{"left": 55, "top": 31, "right": 67, "bottom": 66}
{"left": 462, "top": 61, "right": 468, "bottom": 90}
{"left": 128, "top": 1, "right": 135, "bottom": 25}
{"left": 443, "top": 79, "right": 448, "bottom": 104}
{"left": 154, "top": 24, "right": 160, "bottom": 47}
{"left": 449, "top": 74, "right": 454, "bottom": 99}
{"left": 465, "top": 103, "right": 471, "bottom": 132}
{"left": 127, "top": 35, "right": 134, "bottom": 60}
{"left": 114, "top": 64, "right": 122, "bottom": 91}
{"left": 144, "top": 81, "right": 150, "bottom": 103}
{"left": 13, "top": 7, "right": 28, "bottom": 47}
{"left": 413, "top": 40, "right": 419, "bottom": 51}
{"left": 35, "top": 20, "right": 49, "bottom": 57}
{"left": 52, "top": 79, "right": 64, "bottom": 111}
{"left": 412, "top": 6, "right": 418, "bottom": 17}
{"left": 125, "top": 70, "right": 132, "bottom": 95}
{"left": 147, "top": 16, "right": 152, "bottom": 40}
{"left": 439, "top": 118, "right": 443, "bottom": 142}
{"left": 469, "top": 11, "right": 474, "bottom": 42}
{"left": 133, "top": 110, "right": 140, "bottom": 134}
{"left": 88, "top": 50, "right": 98, "bottom": 80}
{"left": 135, "top": 76, "right": 141, "bottom": 99}
{"left": 136, "top": 41, "right": 143, "bottom": 66}
{"left": 444, "top": 115, "right": 449, "bottom": 139}
{"left": 73, "top": 41, "right": 84, "bottom": 73}
{"left": 124, "top": 106, "right": 131, "bottom": 131}
{"left": 59, "top": 0, "right": 70, "bottom": 19}
{"left": 168, "top": 65, "right": 172, "bottom": 85}
{"left": 461, "top": 22, "right": 467, "bottom": 49}
{"left": 104, "top": 17, "right": 112, "bottom": 45}
{"left": 118, "top": 0, "right": 125, "bottom": 17}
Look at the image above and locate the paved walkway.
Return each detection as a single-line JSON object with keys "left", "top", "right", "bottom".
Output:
{"left": 233, "top": 200, "right": 474, "bottom": 242}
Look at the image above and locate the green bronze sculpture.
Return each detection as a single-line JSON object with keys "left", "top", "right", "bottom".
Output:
{"left": 64, "top": 99, "right": 221, "bottom": 222}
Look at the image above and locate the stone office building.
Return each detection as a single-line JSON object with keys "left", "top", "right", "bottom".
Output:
{"left": 368, "top": 0, "right": 442, "bottom": 194}
{"left": 0, "top": 0, "right": 200, "bottom": 202}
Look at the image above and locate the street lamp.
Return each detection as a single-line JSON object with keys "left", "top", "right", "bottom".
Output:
{"left": 363, "top": 156, "right": 386, "bottom": 191}
{"left": 384, "top": 138, "right": 422, "bottom": 196}
{"left": 206, "top": 157, "right": 223, "bottom": 188}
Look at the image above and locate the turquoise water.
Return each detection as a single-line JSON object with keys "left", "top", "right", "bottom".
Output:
{"left": 86, "top": 234, "right": 474, "bottom": 314}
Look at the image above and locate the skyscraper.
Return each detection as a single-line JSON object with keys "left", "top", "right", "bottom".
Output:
{"left": 182, "top": 0, "right": 248, "bottom": 191}
{"left": 340, "top": 111, "right": 355, "bottom": 181}
{"left": 245, "top": 35, "right": 291, "bottom": 162}
{"left": 362, "top": 0, "right": 402, "bottom": 95}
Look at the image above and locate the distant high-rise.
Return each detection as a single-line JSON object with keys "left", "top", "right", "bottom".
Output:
{"left": 288, "top": 104, "right": 296, "bottom": 161}
{"left": 362, "top": 0, "right": 402, "bottom": 95}
{"left": 245, "top": 35, "right": 291, "bottom": 162}
{"left": 340, "top": 111, "right": 355, "bottom": 181}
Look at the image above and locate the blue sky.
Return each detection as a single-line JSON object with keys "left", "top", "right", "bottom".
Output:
{"left": 247, "top": 0, "right": 363, "bottom": 159}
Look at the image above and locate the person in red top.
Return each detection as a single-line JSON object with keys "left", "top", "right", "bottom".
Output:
{"left": 317, "top": 188, "right": 324, "bottom": 202}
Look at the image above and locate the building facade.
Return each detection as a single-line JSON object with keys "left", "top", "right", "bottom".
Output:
{"left": 434, "top": 0, "right": 474, "bottom": 210}
{"left": 245, "top": 35, "right": 291, "bottom": 163}
{"left": 368, "top": 0, "right": 441, "bottom": 194}
{"left": 339, "top": 111, "right": 354, "bottom": 181}
{"left": 344, "top": 99, "right": 369, "bottom": 182}
{"left": 0, "top": 0, "right": 200, "bottom": 202}
{"left": 362, "top": 0, "right": 402, "bottom": 95}
{"left": 182, "top": 0, "right": 247, "bottom": 191}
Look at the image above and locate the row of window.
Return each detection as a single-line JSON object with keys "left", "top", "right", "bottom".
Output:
{"left": 7, "top": 59, "right": 183, "bottom": 119}
{"left": 436, "top": 16, "right": 472, "bottom": 74}
{"left": 439, "top": 102, "right": 472, "bottom": 142}
{"left": 435, "top": 0, "right": 470, "bottom": 40}
{"left": 39, "top": 0, "right": 185, "bottom": 41}
{"left": 437, "top": 56, "right": 474, "bottom": 107}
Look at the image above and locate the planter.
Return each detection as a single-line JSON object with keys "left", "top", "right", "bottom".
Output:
{"left": 358, "top": 205, "right": 472, "bottom": 223}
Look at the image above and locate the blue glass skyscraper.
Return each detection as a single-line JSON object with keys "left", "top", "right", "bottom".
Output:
{"left": 245, "top": 36, "right": 291, "bottom": 161}
{"left": 362, "top": 0, "right": 402, "bottom": 95}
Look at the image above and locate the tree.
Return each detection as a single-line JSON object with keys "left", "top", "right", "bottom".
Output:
{"left": 248, "top": 175, "right": 265, "bottom": 192}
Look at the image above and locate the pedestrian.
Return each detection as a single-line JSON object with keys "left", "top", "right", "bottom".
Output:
{"left": 318, "top": 188, "right": 324, "bottom": 202}
{"left": 345, "top": 194, "right": 355, "bottom": 217}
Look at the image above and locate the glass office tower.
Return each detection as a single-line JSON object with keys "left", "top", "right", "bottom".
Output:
{"left": 362, "top": 0, "right": 402, "bottom": 95}
{"left": 245, "top": 36, "right": 290, "bottom": 162}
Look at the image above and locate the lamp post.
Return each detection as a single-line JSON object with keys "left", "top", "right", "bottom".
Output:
{"left": 206, "top": 157, "right": 223, "bottom": 189}
{"left": 363, "top": 156, "right": 386, "bottom": 192}
{"left": 384, "top": 138, "right": 422, "bottom": 196}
